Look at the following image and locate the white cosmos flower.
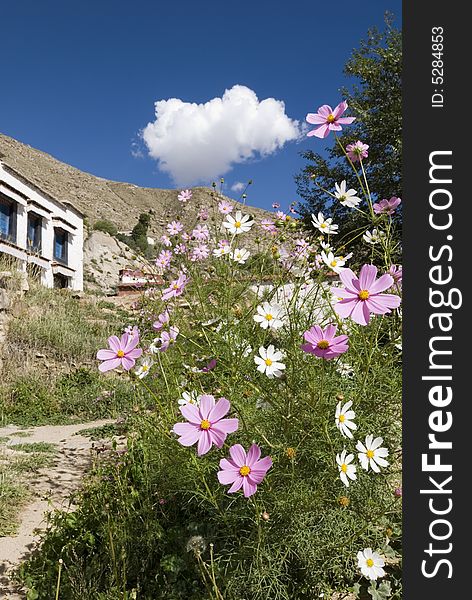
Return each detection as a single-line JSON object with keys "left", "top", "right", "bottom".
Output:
{"left": 321, "top": 251, "right": 347, "bottom": 274}
{"left": 357, "top": 548, "right": 386, "bottom": 581}
{"left": 334, "top": 181, "right": 361, "bottom": 208}
{"left": 311, "top": 212, "right": 339, "bottom": 235}
{"left": 213, "top": 245, "right": 231, "bottom": 258}
{"left": 178, "top": 390, "right": 200, "bottom": 407}
{"left": 335, "top": 400, "right": 357, "bottom": 439}
{"left": 230, "top": 248, "right": 250, "bottom": 264}
{"left": 135, "top": 357, "right": 154, "bottom": 379}
{"left": 254, "top": 345, "right": 286, "bottom": 378}
{"left": 223, "top": 210, "right": 254, "bottom": 235}
{"left": 320, "top": 240, "right": 333, "bottom": 252}
{"left": 363, "top": 228, "right": 386, "bottom": 245}
{"left": 356, "top": 435, "right": 389, "bottom": 473}
{"left": 336, "top": 362, "right": 355, "bottom": 378}
{"left": 253, "top": 302, "right": 285, "bottom": 330}
{"left": 336, "top": 449, "right": 357, "bottom": 487}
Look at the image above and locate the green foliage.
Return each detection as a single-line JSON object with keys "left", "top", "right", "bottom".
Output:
{"left": 93, "top": 219, "right": 119, "bottom": 237}
{"left": 295, "top": 16, "right": 402, "bottom": 264}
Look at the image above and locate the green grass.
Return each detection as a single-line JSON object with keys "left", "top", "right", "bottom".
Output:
{"left": 8, "top": 442, "right": 56, "bottom": 453}
{"left": 0, "top": 283, "right": 138, "bottom": 426}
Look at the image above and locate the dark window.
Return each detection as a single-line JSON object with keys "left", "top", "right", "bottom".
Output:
{"left": 53, "top": 228, "right": 68, "bottom": 263}
{"left": 27, "top": 213, "right": 42, "bottom": 253}
{"left": 0, "top": 194, "right": 17, "bottom": 243}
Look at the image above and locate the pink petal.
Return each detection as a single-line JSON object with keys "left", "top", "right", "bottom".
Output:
{"left": 209, "top": 428, "right": 227, "bottom": 448}
{"left": 317, "top": 104, "right": 333, "bottom": 117}
{"left": 367, "top": 294, "right": 401, "bottom": 313}
{"left": 301, "top": 343, "right": 315, "bottom": 354}
{"left": 97, "top": 349, "right": 117, "bottom": 360}
{"left": 123, "top": 334, "right": 139, "bottom": 353}
{"left": 369, "top": 273, "right": 394, "bottom": 294}
{"left": 328, "top": 123, "right": 342, "bottom": 131}
{"left": 219, "top": 458, "right": 239, "bottom": 471}
{"left": 228, "top": 477, "right": 244, "bottom": 493}
{"left": 229, "top": 444, "right": 247, "bottom": 467}
{"left": 173, "top": 422, "right": 201, "bottom": 446}
{"left": 242, "top": 477, "right": 257, "bottom": 497}
{"left": 126, "top": 348, "right": 143, "bottom": 360}
{"left": 304, "top": 325, "right": 322, "bottom": 344}
{"left": 98, "top": 357, "right": 121, "bottom": 372}
{"left": 338, "top": 268, "right": 360, "bottom": 293}
{"left": 180, "top": 403, "right": 202, "bottom": 425}
{"left": 246, "top": 444, "right": 261, "bottom": 467}
{"left": 197, "top": 430, "right": 212, "bottom": 455}
{"left": 359, "top": 264, "right": 378, "bottom": 290}
{"left": 199, "top": 395, "right": 215, "bottom": 420}
{"left": 334, "top": 298, "right": 358, "bottom": 319}
{"left": 351, "top": 300, "right": 371, "bottom": 325}
{"left": 337, "top": 117, "right": 356, "bottom": 124}
{"left": 213, "top": 418, "right": 239, "bottom": 435}
{"left": 306, "top": 113, "right": 327, "bottom": 124}
{"left": 217, "top": 469, "right": 240, "bottom": 485}
{"left": 332, "top": 334, "right": 348, "bottom": 346}
{"left": 332, "top": 101, "right": 347, "bottom": 118}
{"left": 108, "top": 336, "right": 121, "bottom": 353}
{"left": 331, "top": 287, "right": 357, "bottom": 299}
{"left": 313, "top": 123, "right": 330, "bottom": 138}
{"left": 120, "top": 356, "right": 136, "bottom": 371}
{"left": 324, "top": 324, "right": 337, "bottom": 341}
{"left": 208, "top": 397, "right": 230, "bottom": 422}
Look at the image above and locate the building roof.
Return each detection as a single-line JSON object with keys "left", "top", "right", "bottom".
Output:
{"left": 0, "top": 160, "right": 85, "bottom": 219}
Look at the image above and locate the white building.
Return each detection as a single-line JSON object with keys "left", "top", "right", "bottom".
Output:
{"left": 0, "top": 161, "right": 84, "bottom": 290}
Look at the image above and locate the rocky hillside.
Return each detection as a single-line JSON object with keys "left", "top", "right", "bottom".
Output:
{"left": 0, "top": 133, "right": 270, "bottom": 239}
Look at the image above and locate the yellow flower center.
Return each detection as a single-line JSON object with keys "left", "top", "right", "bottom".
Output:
{"left": 200, "top": 419, "right": 211, "bottom": 430}
{"left": 341, "top": 463, "right": 347, "bottom": 473}
{"left": 327, "top": 114, "right": 336, "bottom": 123}
{"left": 142, "top": 365, "right": 149, "bottom": 371}
{"left": 173, "top": 283, "right": 179, "bottom": 289}
{"left": 265, "top": 314, "right": 273, "bottom": 321}
{"left": 366, "top": 450, "right": 375, "bottom": 459}
{"left": 366, "top": 558, "right": 374, "bottom": 568}
{"left": 339, "top": 414, "right": 345, "bottom": 423}
{"left": 265, "top": 358, "right": 273, "bottom": 367}
{"left": 235, "top": 221, "right": 241, "bottom": 228}
{"left": 320, "top": 222, "right": 327, "bottom": 228}
{"left": 117, "top": 350, "right": 125, "bottom": 358}
{"left": 330, "top": 260, "right": 338, "bottom": 267}
{"left": 358, "top": 289, "right": 370, "bottom": 300}
{"left": 317, "top": 340, "right": 330, "bottom": 349}
{"left": 239, "top": 465, "right": 251, "bottom": 477}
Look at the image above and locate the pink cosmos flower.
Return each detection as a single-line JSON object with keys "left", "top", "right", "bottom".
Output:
{"left": 173, "top": 395, "right": 239, "bottom": 456}
{"left": 178, "top": 189, "right": 192, "bottom": 203}
{"left": 162, "top": 272, "right": 189, "bottom": 300}
{"left": 346, "top": 140, "right": 369, "bottom": 162}
{"left": 124, "top": 325, "right": 140, "bottom": 336}
{"left": 272, "top": 202, "right": 280, "bottom": 209}
{"left": 97, "top": 333, "right": 142, "bottom": 372}
{"left": 260, "top": 219, "right": 277, "bottom": 234}
{"left": 331, "top": 264, "right": 401, "bottom": 326}
{"left": 301, "top": 324, "right": 349, "bottom": 360}
{"left": 388, "top": 264, "right": 403, "bottom": 286}
{"left": 202, "top": 358, "right": 217, "bottom": 372}
{"left": 218, "top": 200, "right": 234, "bottom": 215}
{"left": 155, "top": 249, "right": 172, "bottom": 270}
{"left": 152, "top": 310, "right": 170, "bottom": 331}
{"left": 181, "top": 232, "right": 191, "bottom": 242}
{"left": 217, "top": 444, "right": 272, "bottom": 498}
{"left": 190, "top": 244, "right": 210, "bottom": 261}
{"left": 158, "top": 326, "right": 179, "bottom": 352}
{"left": 306, "top": 101, "right": 355, "bottom": 139}
{"left": 160, "top": 235, "right": 172, "bottom": 247}
{"left": 373, "top": 197, "right": 402, "bottom": 216}
{"left": 174, "top": 243, "right": 187, "bottom": 255}
{"left": 167, "top": 221, "right": 184, "bottom": 236}
{"left": 198, "top": 207, "right": 209, "bottom": 220}
{"left": 192, "top": 224, "right": 210, "bottom": 241}
{"left": 276, "top": 210, "right": 287, "bottom": 221}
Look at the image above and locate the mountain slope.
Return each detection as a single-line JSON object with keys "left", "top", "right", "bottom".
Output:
{"left": 0, "top": 133, "right": 269, "bottom": 237}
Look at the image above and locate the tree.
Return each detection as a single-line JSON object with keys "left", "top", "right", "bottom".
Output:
{"left": 295, "top": 15, "right": 401, "bottom": 260}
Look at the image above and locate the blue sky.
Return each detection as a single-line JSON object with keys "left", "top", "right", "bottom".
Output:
{"left": 1, "top": 0, "right": 401, "bottom": 212}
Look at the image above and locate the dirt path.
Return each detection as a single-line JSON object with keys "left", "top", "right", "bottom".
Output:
{"left": 0, "top": 419, "right": 117, "bottom": 599}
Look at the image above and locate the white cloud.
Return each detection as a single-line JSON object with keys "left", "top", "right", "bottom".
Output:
{"left": 231, "top": 181, "right": 246, "bottom": 192}
{"left": 141, "top": 85, "right": 302, "bottom": 185}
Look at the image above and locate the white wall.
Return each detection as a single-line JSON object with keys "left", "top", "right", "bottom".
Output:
{"left": 0, "top": 162, "right": 84, "bottom": 290}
